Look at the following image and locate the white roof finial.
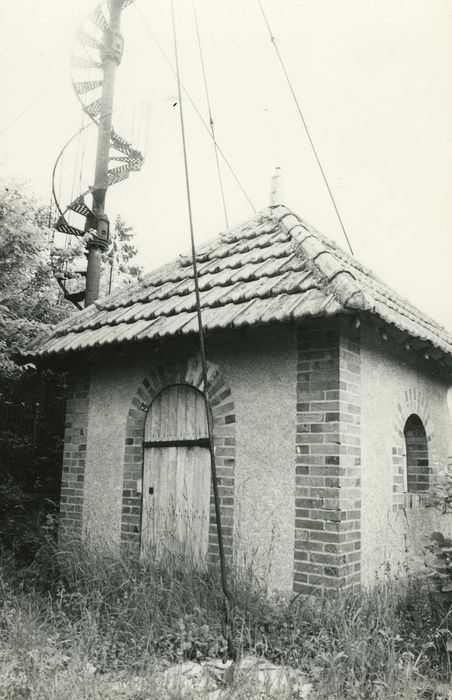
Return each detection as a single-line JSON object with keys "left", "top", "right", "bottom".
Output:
{"left": 270, "top": 166, "right": 283, "bottom": 206}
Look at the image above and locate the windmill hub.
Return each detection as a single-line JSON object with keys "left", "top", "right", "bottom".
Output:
{"left": 102, "top": 29, "right": 123, "bottom": 65}
{"left": 87, "top": 211, "right": 110, "bottom": 250}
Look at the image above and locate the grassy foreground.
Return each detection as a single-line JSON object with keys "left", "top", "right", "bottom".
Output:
{"left": 0, "top": 539, "right": 451, "bottom": 699}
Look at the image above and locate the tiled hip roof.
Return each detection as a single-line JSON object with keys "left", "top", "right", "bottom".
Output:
{"left": 27, "top": 205, "right": 452, "bottom": 362}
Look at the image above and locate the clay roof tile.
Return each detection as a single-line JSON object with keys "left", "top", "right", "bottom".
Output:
{"left": 26, "top": 205, "right": 452, "bottom": 363}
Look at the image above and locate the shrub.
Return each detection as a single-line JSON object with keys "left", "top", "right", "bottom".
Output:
{"left": 0, "top": 478, "right": 58, "bottom": 565}
{"left": 1, "top": 540, "right": 451, "bottom": 697}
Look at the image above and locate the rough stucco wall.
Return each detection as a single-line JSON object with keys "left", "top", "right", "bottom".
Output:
{"left": 81, "top": 325, "right": 297, "bottom": 592}
{"left": 211, "top": 326, "right": 297, "bottom": 593}
{"left": 83, "top": 360, "right": 145, "bottom": 548}
{"left": 360, "top": 324, "right": 452, "bottom": 585}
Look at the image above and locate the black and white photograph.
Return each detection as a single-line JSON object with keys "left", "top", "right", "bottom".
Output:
{"left": 0, "top": 1, "right": 451, "bottom": 697}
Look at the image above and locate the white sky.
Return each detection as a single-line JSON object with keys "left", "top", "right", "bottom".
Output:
{"left": 0, "top": 0, "right": 451, "bottom": 329}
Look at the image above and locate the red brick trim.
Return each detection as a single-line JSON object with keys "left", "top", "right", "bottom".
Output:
{"left": 294, "top": 317, "right": 361, "bottom": 595}
{"left": 392, "top": 390, "right": 435, "bottom": 511}
{"left": 121, "top": 356, "right": 235, "bottom": 559}
{"left": 59, "top": 371, "right": 90, "bottom": 536}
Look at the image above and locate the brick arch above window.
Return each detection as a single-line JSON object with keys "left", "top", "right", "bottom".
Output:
{"left": 404, "top": 414, "right": 429, "bottom": 493}
{"left": 120, "top": 355, "right": 236, "bottom": 558}
{"left": 392, "top": 389, "right": 435, "bottom": 510}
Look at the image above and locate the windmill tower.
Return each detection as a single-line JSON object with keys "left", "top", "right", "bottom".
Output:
{"left": 53, "top": 0, "right": 144, "bottom": 307}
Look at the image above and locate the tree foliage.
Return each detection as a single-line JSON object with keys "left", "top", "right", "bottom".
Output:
{"left": 0, "top": 177, "right": 82, "bottom": 381}
{"left": 0, "top": 176, "right": 142, "bottom": 543}
{"left": 0, "top": 176, "right": 142, "bottom": 379}
{"left": 102, "top": 214, "right": 143, "bottom": 296}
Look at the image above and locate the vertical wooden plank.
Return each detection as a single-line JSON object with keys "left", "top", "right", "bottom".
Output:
{"left": 170, "top": 446, "right": 179, "bottom": 549}
{"left": 142, "top": 385, "right": 210, "bottom": 560}
{"left": 142, "top": 446, "right": 162, "bottom": 555}
{"left": 199, "top": 448, "right": 211, "bottom": 557}
{"left": 193, "top": 391, "right": 208, "bottom": 439}
{"left": 167, "top": 385, "right": 179, "bottom": 441}
{"left": 184, "top": 445, "right": 196, "bottom": 553}
{"left": 176, "top": 385, "right": 187, "bottom": 441}
{"left": 141, "top": 447, "right": 152, "bottom": 556}
{"left": 159, "top": 446, "right": 172, "bottom": 555}
{"left": 193, "top": 390, "right": 200, "bottom": 440}
{"left": 193, "top": 389, "right": 199, "bottom": 440}
{"left": 160, "top": 389, "right": 169, "bottom": 441}
{"left": 185, "top": 386, "right": 197, "bottom": 440}
{"left": 144, "top": 404, "right": 151, "bottom": 442}
{"left": 192, "top": 446, "right": 201, "bottom": 554}
{"left": 192, "top": 446, "right": 210, "bottom": 557}
{"left": 151, "top": 446, "right": 160, "bottom": 549}
{"left": 152, "top": 447, "right": 163, "bottom": 549}
{"left": 145, "top": 393, "right": 159, "bottom": 441}
{"left": 174, "top": 444, "right": 184, "bottom": 545}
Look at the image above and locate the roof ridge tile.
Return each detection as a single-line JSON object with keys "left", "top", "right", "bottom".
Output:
{"left": 272, "top": 208, "right": 374, "bottom": 312}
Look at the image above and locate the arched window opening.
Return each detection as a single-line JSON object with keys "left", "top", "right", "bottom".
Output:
{"left": 404, "top": 414, "right": 429, "bottom": 493}
{"left": 141, "top": 384, "right": 211, "bottom": 559}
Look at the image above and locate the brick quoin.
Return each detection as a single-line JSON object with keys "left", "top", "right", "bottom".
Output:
{"left": 121, "top": 356, "right": 236, "bottom": 562}
{"left": 294, "top": 317, "right": 361, "bottom": 595}
{"left": 59, "top": 371, "right": 90, "bottom": 537}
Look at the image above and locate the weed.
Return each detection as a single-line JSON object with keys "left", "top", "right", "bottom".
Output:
{"left": 0, "top": 541, "right": 451, "bottom": 698}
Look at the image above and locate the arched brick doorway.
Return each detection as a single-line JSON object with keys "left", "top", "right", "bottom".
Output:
{"left": 141, "top": 384, "right": 211, "bottom": 558}
{"left": 120, "top": 357, "right": 236, "bottom": 561}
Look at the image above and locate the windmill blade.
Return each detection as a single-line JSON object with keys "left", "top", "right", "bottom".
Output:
{"left": 71, "top": 55, "right": 102, "bottom": 70}
{"left": 68, "top": 196, "right": 93, "bottom": 219}
{"left": 107, "top": 165, "right": 130, "bottom": 185}
{"left": 72, "top": 80, "right": 104, "bottom": 95}
{"left": 84, "top": 98, "right": 103, "bottom": 118}
{"left": 77, "top": 28, "right": 102, "bottom": 51}
{"left": 51, "top": 0, "right": 144, "bottom": 310}
{"left": 88, "top": 4, "right": 109, "bottom": 32}
{"left": 55, "top": 216, "right": 85, "bottom": 238}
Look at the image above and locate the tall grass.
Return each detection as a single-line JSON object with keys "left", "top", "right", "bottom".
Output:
{"left": 1, "top": 537, "right": 451, "bottom": 698}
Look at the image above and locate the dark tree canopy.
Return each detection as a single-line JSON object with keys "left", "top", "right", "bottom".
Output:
{"left": 0, "top": 175, "right": 142, "bottom": 551}
{"left": 0, "top": 177, "right": 81, "bottom": 380}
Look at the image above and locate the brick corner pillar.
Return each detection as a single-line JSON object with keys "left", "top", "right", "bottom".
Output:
{"left": 59, "top": 371, "right": 90, "bottom": 539}
{"left": 293, "top": 316, "right": 361, "bottom": 595}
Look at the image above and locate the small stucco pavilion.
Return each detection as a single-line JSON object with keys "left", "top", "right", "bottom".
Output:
{"left": 29, "top": 205, "right": 452, "bottom": 594}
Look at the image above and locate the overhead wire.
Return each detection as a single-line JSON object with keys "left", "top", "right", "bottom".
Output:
{"left": 134, "top": 0, "right": 256, "bottom": 214}
{"left": 192, "top": 0, "right": 229, "bottom": 229}
{"left": 0, "top": 95, "right": 45, "bottom": 138}
{"left": 170, "top": 0, "right": 236, "bottom": 661}
{"left": 73, "top": 114, "right": 87, "bottom": 249}
{"left": 140, "top": 99, "right": 146, "bottom": 156}
{"left": 257, "top": 0, "right": 354, "bottom": 255}
{"left": 144, "top": 101, "right": 152, "bottom": 159}
{"left": 131, "top": 102, "right": 137, "bottom": 152}
{"left": 78, "top": 114, "right": 86, "bottom": 197}
{"left": 69, "top": 116, "right": 84, "bottom": 215}
{"left": 137, "top": 100, "right": 143, "bottom": 155}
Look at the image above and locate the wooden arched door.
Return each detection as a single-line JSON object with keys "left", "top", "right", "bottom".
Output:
{"left": 141, "top": 384, "right": 211, "bottom": 558}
